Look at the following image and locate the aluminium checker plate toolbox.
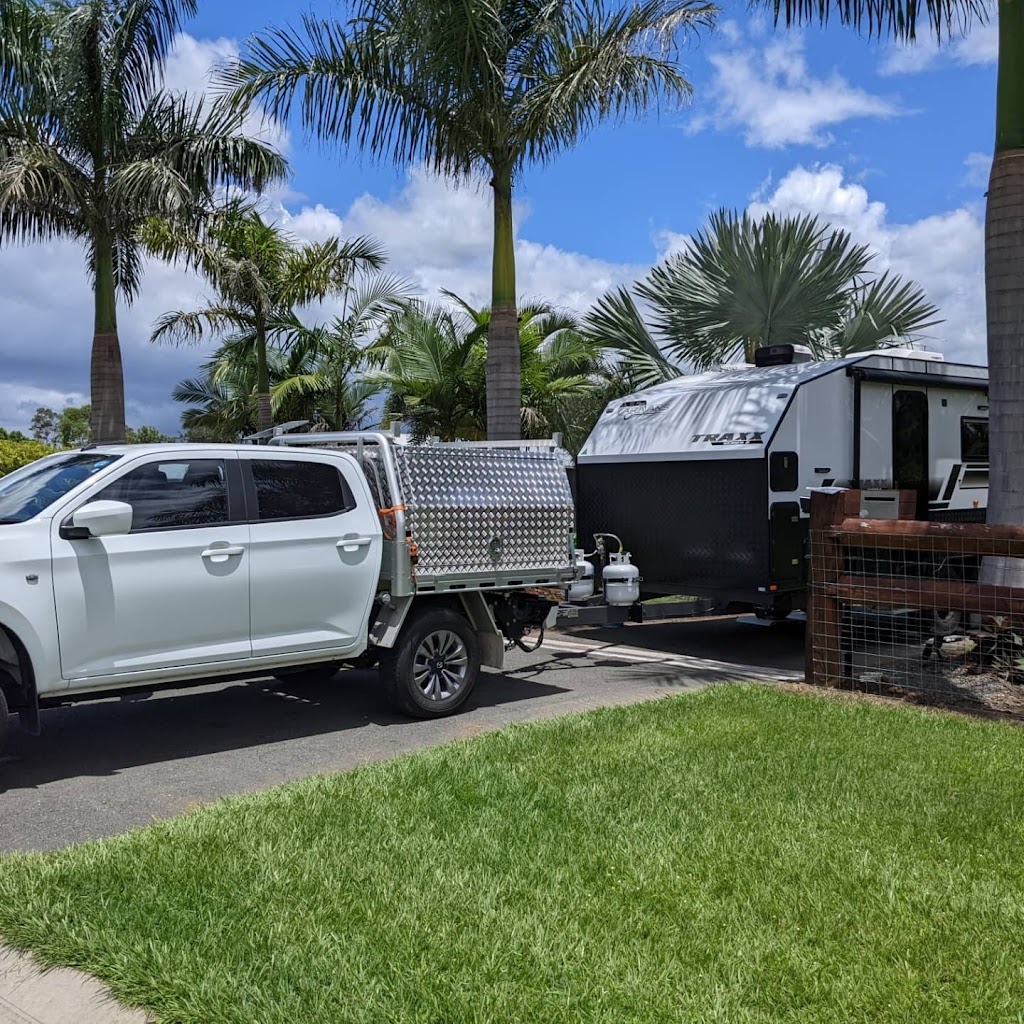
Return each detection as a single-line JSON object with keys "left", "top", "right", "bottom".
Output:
{"left": 357, "top": 443, "right": 576, "bottom": 589}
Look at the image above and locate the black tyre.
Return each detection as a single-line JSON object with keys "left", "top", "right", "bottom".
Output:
{"left": 380, "top": 607, "right": 480, "bottom": 718}
{"left": 272, "top": 662, "right": 343, "bottom": 686}
{"left": 0, "top": 684, "right": 8, "bottom": 757}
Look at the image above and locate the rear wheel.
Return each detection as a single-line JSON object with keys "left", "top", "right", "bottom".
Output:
{"left": 272, "top": 662, "right": 343, "bottom": 686}
{"left": 380, "top": 607, "right": 480, "bottom": 718}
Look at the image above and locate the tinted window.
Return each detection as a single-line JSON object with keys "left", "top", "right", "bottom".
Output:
{"left": 769, "top": 451, "right": 799, "bottom": 492}
{"left": 96, "top": 459, "right": 229, "bottom": 531}
{"left": 251, "top": 460, "right": 355, "bottom": 521}
{"left": 961, "top": 418, "right": 989, "bottom": 462}
{"left": 0, "top": 453, "right": 122, "bottom": 523}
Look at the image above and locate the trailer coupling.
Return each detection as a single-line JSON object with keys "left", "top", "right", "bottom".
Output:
{"left": 492, "top": 592, "right": 559, "bottom": 653}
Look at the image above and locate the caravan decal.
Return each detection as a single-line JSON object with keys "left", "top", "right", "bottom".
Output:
{"left": 690, "top": 431, "right": 765, "bottom": 446}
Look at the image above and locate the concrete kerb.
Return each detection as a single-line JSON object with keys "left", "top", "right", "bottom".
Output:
{"left": 0, "top": 946, "right": 147, "bottom": 1024}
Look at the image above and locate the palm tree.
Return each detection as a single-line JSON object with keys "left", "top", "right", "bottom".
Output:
{"left": 371, "top": 292, "right": 615, "bottom": 450}
{"left": 271, "top": 274, "right": 411, "bottom": 430}
{"left": 586, "top": 209, "right": 941, "bottom": 387}
{"left": 174, "top": 335, "right": 376, "bottom": 440}
{"left": 147, "top": 204, "right": 387, "bottom": 431}
{"left": 763, "top": 0, "right": 1020, "bottom": 544}
{"left": 0, "top": 0, "right": 287, "bottom": 442}
{"left": 221, "top": 0, "right": 714, "bottom": 440}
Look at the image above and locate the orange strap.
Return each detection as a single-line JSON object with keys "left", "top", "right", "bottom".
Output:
{"left": 378, "top": 504, "right": 406, "bottom": 540}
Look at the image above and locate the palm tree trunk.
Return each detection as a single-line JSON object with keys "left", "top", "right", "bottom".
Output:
{"left": 90, "top": 233, "right": 125, "bottom": 443}
{"left": 487, "top": 165, "right": 521, "bottom": 440}
{"left": 983, "top": 0, "right": 1024, "bottom": 584}
{"left": 255, "top": 309, "right": 273, "bottom": 433}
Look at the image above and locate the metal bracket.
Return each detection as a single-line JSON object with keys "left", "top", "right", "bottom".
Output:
{"left": 369, "top": 595, "right": 414, "bottom": 649}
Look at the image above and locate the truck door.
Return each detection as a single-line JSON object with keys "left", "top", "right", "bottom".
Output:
{"left": 50, "top": 453, "right": 251, "bottom": 681}
{"left": 240, "top": 451, "right": 382, "bottom": 658}
{"left": 892, "top": 389, "right": 929, "bottom": 518}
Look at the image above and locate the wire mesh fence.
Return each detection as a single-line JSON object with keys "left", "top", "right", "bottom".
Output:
{"left": 807, "top": 489, "right": 1024, "bottom": 718}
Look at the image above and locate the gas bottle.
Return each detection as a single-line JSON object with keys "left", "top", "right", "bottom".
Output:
{"left": 603, "top": 552, "right": 641, "bottom": 606}
{"left": 568, "top": 549, "right": 595, "bottom": 602}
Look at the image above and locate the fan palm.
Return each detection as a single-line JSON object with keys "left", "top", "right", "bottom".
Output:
{"left": 371, "top": 293, "right": 615, "bottom": 450}
{"left": 0, "top": 0, "right": 287, "bottom": 442}
{"left": 147, "top": 203, "right": 387, "bottom": 431}
{"left": 586, "top": 209, "right": 941, "bottom": 386}
{"left": 221, "top": 0, "right": 714, "bottom": 440}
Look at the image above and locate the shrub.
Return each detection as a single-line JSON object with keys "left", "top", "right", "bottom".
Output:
{"left": 0, "top": 438, "right": 54, "bottom": 477}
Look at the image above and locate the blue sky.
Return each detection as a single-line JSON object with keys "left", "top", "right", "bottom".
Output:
{"left": 0, "top": 0, "right": 996, "bottom": 434}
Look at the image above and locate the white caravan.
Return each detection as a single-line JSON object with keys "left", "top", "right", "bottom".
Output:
{"left": 574, "top": 346, "right": 989, "bottom": 618}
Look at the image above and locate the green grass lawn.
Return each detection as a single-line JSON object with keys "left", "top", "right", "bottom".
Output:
{"left": 3, "top": 685, "right": 1024, "bottom": 1023}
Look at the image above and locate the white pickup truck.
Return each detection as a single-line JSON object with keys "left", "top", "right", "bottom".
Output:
{"left": 0, "top": 433, "right": 575, "bottom": 754}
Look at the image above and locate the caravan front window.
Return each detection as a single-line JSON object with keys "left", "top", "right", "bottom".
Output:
{"left": 961, "top": 418, "right": 989, "bottom": 463}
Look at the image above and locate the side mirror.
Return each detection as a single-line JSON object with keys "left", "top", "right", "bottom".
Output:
{"left": 68, "top": 500, "right": 134, "bottom": 538}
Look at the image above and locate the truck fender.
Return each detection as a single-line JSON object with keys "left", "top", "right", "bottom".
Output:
{"left": 457, "top": 593, "right": 504, "bottom": 671}
{"left": 370, "top": 594, "right": 504, "bottom": 671}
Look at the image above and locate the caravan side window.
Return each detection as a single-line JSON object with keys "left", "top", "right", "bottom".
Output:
{"left": 770, "top": 452, "right": 799, "bottom": 492}
{"left": 961, "top": 418, "right": 989, "bottom": 462}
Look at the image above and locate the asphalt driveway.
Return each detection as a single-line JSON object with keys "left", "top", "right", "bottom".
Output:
{"left": 0, "top": 616, "right": 804, "bottom": 852}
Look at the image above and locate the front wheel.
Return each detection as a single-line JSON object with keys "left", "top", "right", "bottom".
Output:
{"left": 380, "top": 607, "right": 480, "bottom": 718}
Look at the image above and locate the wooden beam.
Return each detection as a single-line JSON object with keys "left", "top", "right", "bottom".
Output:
{"left": 831, "top": 575, "right": 1024, "bottom": 618}
{"left": 831, "top": 518, "right": 1024, "bottom": 558}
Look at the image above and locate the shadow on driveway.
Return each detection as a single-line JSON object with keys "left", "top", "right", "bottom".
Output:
{"left": 0, "top": 667, "right": 571, "bottom": 793}
{"left": 559, "top": 614, "right": 806, "bottom": 673}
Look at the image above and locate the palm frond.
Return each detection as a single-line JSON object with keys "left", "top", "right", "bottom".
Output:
{"left": 111, "top": 0, "right": 199, "bottom": 115}
{"left": 514, "top": 0, "right": 712, "bottom": 166}
{"left": 133, "top": 92, "right": 287, "bottom": 197}
{"left": 151, "top": 305, "right": 255, "bottom": 345}
{"left": 765, "top": 0, "right": 985, "bottom": 43}
{"left": 280, "top": 234, "right": 389, "bottom": 305}
{"left": 584, "top": 285, "right": 680, "bottom": 387}
{"left": 0, "top": 0, "right": 46, "bottom": 96}
{"left": 836, "top": 270, "right": 944, "bottom": 352}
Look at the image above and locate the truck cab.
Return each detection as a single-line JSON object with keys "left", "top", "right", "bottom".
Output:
{"left": 0, "top": 438, "right": 574, "bottom": 756}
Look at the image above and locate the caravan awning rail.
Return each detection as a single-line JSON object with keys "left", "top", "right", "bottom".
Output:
{"left": 847, "top": 366, "right": 989, "bottom": 391}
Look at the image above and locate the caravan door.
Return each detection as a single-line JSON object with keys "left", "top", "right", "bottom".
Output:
{"left": 892, "top": 388, "right": 929, "bottom": 518}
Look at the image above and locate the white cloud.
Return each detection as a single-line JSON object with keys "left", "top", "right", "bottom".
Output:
{"left": 277, "top": 168, "right": 642, "bottom": 314}
{"left": 690, "top": 33, "right": 900, "bottom": 148}
{"left": 0, "top": 384, "right": 88, "bottom": 432}
{"left": 963, "top": 151, "right": 991, "bottom": 189}
{"left": 747, "top": 164, "right": 986, "bottom": 364}
{"left": 879, "top": 17, "right": 997, "bottom": 74}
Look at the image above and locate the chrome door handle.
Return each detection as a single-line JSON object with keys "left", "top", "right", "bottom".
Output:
{"left": 202, "top": 545, "right": 245, "bottom": 560}
{"left": 337, "top": 535, "right": 373, "bottom": 552}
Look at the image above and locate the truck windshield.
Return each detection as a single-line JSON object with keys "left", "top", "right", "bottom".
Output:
{"left": 0, "top": 452, "right": 122, "bottom": 524}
